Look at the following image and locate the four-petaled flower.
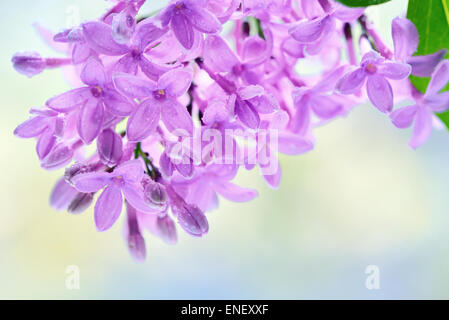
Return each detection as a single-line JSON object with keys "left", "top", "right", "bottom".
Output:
{"left": 72, "top": 160, "right": 156, "bottom": 231}
{"left": 158, "top": 0, "right": 222, "bottom": 49}
{"left": 46, "top": 57, "right": 134, "bottom": 144}
{"left": 390, "top": 61, "right": 449, "bottom": 149}
{"left": 337, "top": 51, "right": 411, "bottom": 113}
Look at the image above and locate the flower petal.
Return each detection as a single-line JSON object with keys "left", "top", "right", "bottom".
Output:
{"left": 122, "top": 185, "right": 156, "bottom": 214}
{"left": 262, "top": 161, "right": 281, "bottom": 189}
{"left": 77, "top": 99, "right": 104, "bottom": 144}
{"left": 309, "top": 95, "right": 344, "bottom": 119}
{"left": 336, "top": 68, "right": 366, "bottom": 94}
{"left": 392, "top": 17, "right": 419, "bottom": 61}
{"left": 46, "top": 87, "right": 91, "bottom": 112}
{"left": 135, "top": 22, "right": 168, "bottom": 49}
{"left": 138, "top": 56, "right": 172, "bottom": 82}
{"left": 291, "top": 101, "right": 311, "bottom": 135}
{"left": 72, "top": 43, "right": 91, "bottom": 65}
{"left": 289, "top": 15, "right": 330, "bottom": 43}
{"left": 237, "top": 85, "right": 264, "bottom": 100}
{"left": 282, "top": 38, "right": 305, "bottom": 58}
{"left": 126, "top": 98, "right": 161, "bottom": 141}
{"left": 377, "top": 62, "right": 411, "bottom": 80}
{"left": 235, "top": 98, "right": 260, "bottom": 129}
{"left": 390, "top": 105, "right": 418, "bottom": 129}
{"left": 160, "top": 98, "right": 194, "bottom": 134}
{"left": 408, "top": 49, "right": 447, "bottom": 77}
{"left": 426, "top": 60, "right": 449, "bottom": 96}
{"left": 424, "top": 92, "right": 449, "bottom": 112}
{"left": 333, "top": 5, "right": 364, "bottom": 22}
{"left": 94, "top": 186, "right": 123, "bottom": 232}
{"left": 113, "top": 72, "right": 157, "bottom": 99}
{"left": 213, "top": 181, "right": 258, "bottom": 202}
{"left": 278, "top": 132, "right": 314, "bottom": 155}
{"left": 171, "top": 13, "right": 195, "bottom": 50}
{"left": 50, "top": 178, "right": 79, "bottom": 211}
{"left": 14, "top": 116, "right": 50, "bottom": 138}
{"left": 366, "top": 75, "right": 393, "bottom": 113}
{"left": 97, "top": 129, "right": 123, "bottom": 167}
{"left": 113, "top": 54, "right": 139, "bottom": 74}
{"left": 203, "top": 35, "right": 240, "bottom": 73}
{"left": 36, "top": 128, "right": 56, "bottom": 160}
{"left": 175, "top": 160, "right": 195, "bottom": 178}
{"left": 82, "top": 21, "right": 129, "bottom": 56}
{"left": 301, "top": 0, "right": 324, "bottom": 19}
{"left": 102, "top": 89, "right": 134, "bottom": 116}
{"left": 114, "top": 159, "right": 145, "bottom": 183}
{"left": 183, "top": 6, "right": 221, "bottom": 33}
{"left": 242, "top": 36, "right": 269, "bottom": 65}
{"left": 40, "top": 143, "right": 74, "bottom": 170}
{"left": 185, "top": 180, "right": 215, "bottom": 212}
{"left": 248, "top": 94, "right": 279, "bottom": 114}
{"left": 72, "top": 171, "right": 111, "bottom": 193}
{"left": 410, "top": 107, "right": 433, "bottom": 149}
{"left": 159, "top": 152, "right": 174, "bottom": 177}
{"left": 202, "top": 98, "right": 231, "bottom": 124}
{"left": 158, "top": 68, "right": 192, "bottom": 97}
{"left": 80, "top": 57, "right": 107, "bottom": 86}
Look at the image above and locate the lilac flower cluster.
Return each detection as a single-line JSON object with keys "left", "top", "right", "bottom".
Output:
{"left": 13, "top": 0, "right": 449, "bottom": 262}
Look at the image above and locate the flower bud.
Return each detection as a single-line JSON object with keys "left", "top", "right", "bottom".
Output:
{"left": 173, "top": 204, "right": 209, "bottom": 237}
{"left": 127, "top": 233, "right": 146, "bottom": 263}
{"left": 143, "top": 180, "right": 167, "bottom": 210}
{"left": 112, "top": 11, "right": 135, "bottom": 44}
{"left": 126, "top": 201, "right": 146, "bottom": 263}
{"left": 64, "top": 163, "right": 95, "bottom": 185}
{"left": 97, "top": 129, "right": 123, "bottom": 167}
{"left": 41, "top": 143, "right": 73, "bottom": 171}
{"left": 67, "top": 192, "right": 94, "bottom": 214}
{"left": 50, "top": 178, "right": 79, "bottom": 211}
{"left": 159, "top": 152, "right": 174, "bottom": 177}
{"left": 12, "top": 52, "right": 46, "bottom": 78}
{"left": 156, "top": 215, "right": 177, "bottom": 245}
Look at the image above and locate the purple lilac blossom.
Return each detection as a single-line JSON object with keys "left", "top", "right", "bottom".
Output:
{"left": 11, "top": 0, "right": 449, "bottom": 262}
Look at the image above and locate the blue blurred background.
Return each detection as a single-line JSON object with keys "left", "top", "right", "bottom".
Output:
{"left": 2, "top": 0, "right": 449, "bottom": 299}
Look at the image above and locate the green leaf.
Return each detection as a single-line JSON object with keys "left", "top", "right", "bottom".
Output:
{"left": 407, "top": 0, "right": 449, "bottom": 129}
{"left": 335, "top": 0, "right": 391, "bottom": 7}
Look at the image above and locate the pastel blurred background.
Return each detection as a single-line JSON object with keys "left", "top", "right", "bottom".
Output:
{"left": 1, "top": 0, "right": 449, "bottom": 299}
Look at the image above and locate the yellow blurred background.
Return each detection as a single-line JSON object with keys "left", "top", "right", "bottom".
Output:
{"left": 2, "top": 0, "right": 449, "bottom": 299}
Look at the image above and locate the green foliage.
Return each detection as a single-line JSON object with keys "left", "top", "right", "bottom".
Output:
{"left": 335, "top": 0, "right": 391, "bottom": 7}
{"left": 407, "top": 0, "right": 449, "bottom": 128}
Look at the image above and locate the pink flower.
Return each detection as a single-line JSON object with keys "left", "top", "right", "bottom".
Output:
{"left": 337, "top": 51, "right": 411, "bottom": 113}
{"left": 392, "top": 17, "right": 447, "bottom": 77}
{"left": 72, "top": 160, "right": 156, "bottom": 231}
{"left": 113, "top": 67, "right": 194, "bottom": 140}
{"left": 390, "top": 61, "right": 449, "bottom": 149}
{"left": 46, "top": 57, "right": 134, "bottom": 144}
{"left": 158, "top": 0, "right": 221, "bottom": 49}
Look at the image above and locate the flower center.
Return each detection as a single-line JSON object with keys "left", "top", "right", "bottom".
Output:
{"left": 153, "top": 89, "right": 166, "bottom": 100}
{"left": 113, "top": 175, "right": 125, "bottom": 187}
{"left": 130, "top": 47, "right": 141, "bottom": 59}
{"left": 175, "top": 2, "right": 185, "bottom": 10}
{"left": 365, "top": 63, "right": 377, "bottom": 75}
{"left": 90, "top": 85, "right": 103, "bottom": 98}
